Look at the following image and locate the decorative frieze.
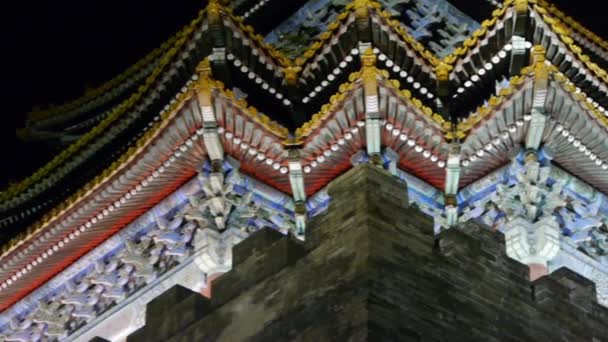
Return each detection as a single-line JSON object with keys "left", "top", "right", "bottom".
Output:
{"left": 0, "top": 161, "right": 298, "bottom": 342}
{"left": 458, "top": 148, "right": 608, "bottom": 283}
{"left": 499, "top": 152, "right": 562, "bottom": 275}
{"left": 264, "top": 0, "right": 478, "bottom": 59}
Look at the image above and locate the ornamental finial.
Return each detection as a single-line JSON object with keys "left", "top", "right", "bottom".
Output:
{"left": 361, "top": 47, "right": 376, "bottom": 67}
{"left": 531, "top": 45, "right": 546, "bottom": 63}
{"left": 445, "top": 194, "right": 458, "bottom": 207}
{"left": 196, "top": 58, "right": 212, "bottom": 79}
{"left": 435, "top": 61, "right": 453, "bottom": 82}
{"left": 552, "top": 21, "right": 570, "bottom": 36}
{"left": 196, "top": 58, "right": 213, "bottom": 105}
{"left": 352, "top": 0, "right": 371, "bottom": 7}
{"left": 207, "top": 0, "right": 223, "bottom": 23}
{"left": 514, "top": 0, "right": 529, "bottom": 14}
{"left": 352, "top": 0, "right": 371, "bottom": 19}
{"left": 531, "top": 45, "right": 550, "bottom": 79}
{"left": 524, "top": 149, "right": 538, "bottom": 163}
{"left": 283, "top": 66, "right": 302, "bottom": 86}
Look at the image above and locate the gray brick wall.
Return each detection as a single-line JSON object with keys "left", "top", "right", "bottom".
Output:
{"left": 121, "top": 164, "right": 608, "bottom": 342}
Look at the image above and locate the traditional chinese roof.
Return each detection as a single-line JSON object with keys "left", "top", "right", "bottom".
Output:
{"left": 2, "top": 1, "right": 608, "bottom": 339}
{"left": 536, "top": 0, "right": 608, "bottom": 66}
{"left": 0, "top": 0, "right": 446, "bottom": 238}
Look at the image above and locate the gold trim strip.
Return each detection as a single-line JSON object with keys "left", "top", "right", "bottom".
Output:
{"left": 0, "top": 11, "right": 206, "bottom": 202}
{"left": 26, "top": 12, "right": 202, "bottom": 123}
{"left": 224, "top": 0, "right": 439, "bottom": 69}
{"left": 538, "top": 0, "right": 608, "bottom": 54}
{"left": 7, "top": 0, "right": 608, "bottom": 207}
{"left": 0, "top": 63, "right": 290, "bottom": 257}
{"left": 535, "top": 4, "right": 608, "bottom": 85}
{"left": 0, "top": 79, "right": 198, "bottom": 258}
{"left": 4, "top": 53, "right": 608, "bottom": 257}
{"left": 294, "top": 68, "right": 450, "bottom": 142}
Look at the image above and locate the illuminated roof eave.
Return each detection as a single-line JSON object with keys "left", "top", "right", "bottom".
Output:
{"left": 0, "top": 63, "right": 459, "bottom": 308}
{"left": 12, "top": 0, "right": 608, "bottom": 210}
{"left": 3, "top": 0, "right": 608, "bottom": 288}
{"left": 25, "top": 22, "right": 193, "bottom": 124}
{"left": 6, "top": 52, "right": 608, "bottom": 253}
{"left": 456, "top": 65, "right": 608, "bottom": 191}
{"left": 24, "top": 0, "right": 608, "bottom": 127}
{"left": 537, "top": 0, "right": 608, "bottom": 60}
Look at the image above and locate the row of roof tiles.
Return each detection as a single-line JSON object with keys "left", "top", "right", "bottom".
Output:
{"left": 3, "top": 0, "right": 608, "bottom": 224}
{"left": 23, "top": 0, "right": 608, "bottom": 125}
{"left": 1, "top": 44, "right": 608, "bottom": 294}
{"left": 1, "top": 0, "right": 608, "bottom": 286}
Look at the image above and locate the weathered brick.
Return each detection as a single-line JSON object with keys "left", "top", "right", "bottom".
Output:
{"left": 129, "top": 285, "right": 210, "bottom": 342}
{"left": 231, "top": 227, "right": 285, "bottom": 266}
{"left": 211, "top": 229, "right": 306, "bottom": 307}
{"left": 128, "top": 164, "right": 608, "bottom": 342}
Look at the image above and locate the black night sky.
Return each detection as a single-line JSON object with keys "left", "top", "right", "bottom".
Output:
{"left": 0, "top": 0, "right": 607, "bottom": 188}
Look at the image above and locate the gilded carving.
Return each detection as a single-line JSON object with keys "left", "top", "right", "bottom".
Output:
{"left": 350, "top": 0, "right": 371, "bottom": 20}
{"left": 0, "top": 7, "right": 205, "bottom": 217}
{"left": 360, "top": 47, "right": 376, "bottom": 68}
{"left": 283, "top": 66, "right": 302, "bottom": 86}
{"left": 435, "top": 62, "right": 453, "bottom": 82}
{"left": 515, "top": 0, "right": 529, "bottom": 14}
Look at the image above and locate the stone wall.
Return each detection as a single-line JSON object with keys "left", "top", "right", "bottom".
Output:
{"left": 118, "top": 164, "right": 608, "bottom": 342}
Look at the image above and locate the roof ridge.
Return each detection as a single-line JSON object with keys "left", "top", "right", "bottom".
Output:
{"left": 456, "top": 53, "right": 540, "bottom": 136}
{"left": 220, "top": 0, "right": 440, "bottom": 70}
{"left": 548, "top": 67, "right": 608, "bottom": 130}
{"left": 534, "top": 4, "right": 608, "bottom": 88}
{"left": 0, "top": 51, "right": 521, "bottom": 259}
{"left": 6, "top": 0, "right": 608, "bottom": 222}
{"left": 0, "top": 57, "right": 287, "bottom": 261}
{"left": 20, "top": 0, "right": 522, "bottom": 127}
{"left": 3, "top": 47, "right": 608, "bottom": 270}
{"left": 442, "top": 0, "right": 515, "bottom": 69}
{"left": 0, "top": 10, "right": 206, "bottom": 202}
{"left": 22, "top": 0, "right": 438, "bottom": 127}
{"left": 25, "top": 0, "right": 563, "bottom": 126}
{"left": 295, "top": 66, "right": 450, "bottom": 143}
{"left": 26, "top": 23, "right": 189, "bottom": 123}
{"left": 457, "top": 46, "right": 608, "bottom": 137}
{"left": 0, "top": 76, "right": 199, "bottom": 261}
{"left": 537, "top": 0, "right": 608, "bottom": 53}
{"left": 0, "top": 1, "right": 442, "bottom": 210}
{"left": 0, "top": 0, "right": 456, "bottom": 201}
